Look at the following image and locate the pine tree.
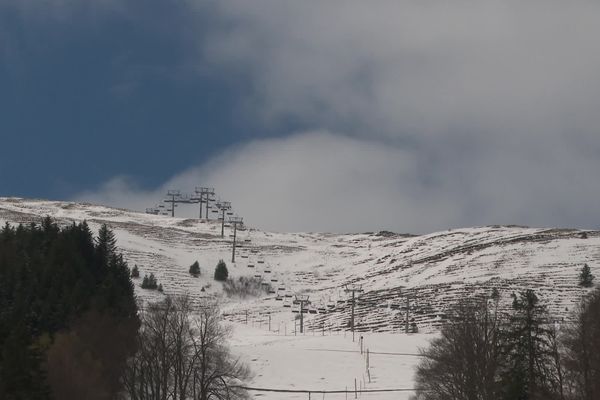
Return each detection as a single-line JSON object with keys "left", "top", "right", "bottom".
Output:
{"left": 500, "top": 290, "right": 559, "bottom": 400}
{"left": 189, "top": 261, "right": 201, "bottom": 277}
{"left": 579, "top": 264, "right": 594, "bottom": 287}
{"left": 96, "top": 224, "right": 117, "bottom": 256}
{"left": 141, "top": 273, "right": 158, "bottom": 290}
{"left": 131, "top": 265, "right": 140, "bottom": 278}
{"left": 214, "top": 260, "right": 228, "bottom": 281}
{"left": 0, "top": 218, "right": 137, "bottom": 399}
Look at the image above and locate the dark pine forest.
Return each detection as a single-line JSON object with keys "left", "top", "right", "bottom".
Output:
{"left": 0, "top": 218, "right": 138, "bottom": 399}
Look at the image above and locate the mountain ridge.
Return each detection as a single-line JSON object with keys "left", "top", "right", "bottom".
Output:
{"left": 1, "top": 197, "right": 597, "bottom": 333}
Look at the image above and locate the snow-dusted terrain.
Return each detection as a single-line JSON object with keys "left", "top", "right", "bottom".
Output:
{"left": 1, "top": 197, "right": 598, "bottom": 398}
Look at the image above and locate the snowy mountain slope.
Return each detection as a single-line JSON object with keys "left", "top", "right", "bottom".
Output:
{"left": 1, "top": 197, "right": 598, "bottom": 333}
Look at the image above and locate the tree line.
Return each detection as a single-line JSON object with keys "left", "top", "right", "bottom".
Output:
{"left": 0, "top": 218, "right": 249, "bottom": 400}
{"left": 412, "top": 287, "right": 600, "bottom": 400}
{"left": 0, "top": 218, "right": 138, "bottom": 399}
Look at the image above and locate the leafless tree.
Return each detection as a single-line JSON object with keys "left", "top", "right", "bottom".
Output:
{"left": 122, "top": 295, "right": 250, "bottom": 400}
{"left": 412, "top": 296, "right": 504, "bottom": 400}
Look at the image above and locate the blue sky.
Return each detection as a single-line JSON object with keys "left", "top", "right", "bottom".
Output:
{"left": 0, "top": 1, "right": 257, "bottom": 198}
{"left": 2, "top": 1, "right": 600, "bottom": 233}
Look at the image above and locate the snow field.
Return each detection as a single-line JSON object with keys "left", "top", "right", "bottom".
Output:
{"left": 229, "top": 323, "right": 435, "bottom": 400}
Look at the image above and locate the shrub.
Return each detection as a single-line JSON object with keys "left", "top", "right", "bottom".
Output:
{"left": 223, "top": 276, "right": 271, "bottom": 298}
{"left": 141, "top": 273, "right": 158, "bottom": 290}
{"left": 579, "top": 264, "right": 594, "bottom": 287}
{"left": 131, "top": 265, "right": 140, "bottom": 278}
{"left": 214, "top": 260, "right": 228, "bottom": 282}
{"left": 189, "top": 261, "right": 201, "bottom": 277}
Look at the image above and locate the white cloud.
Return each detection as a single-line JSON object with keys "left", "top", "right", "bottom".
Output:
{"left": 77, "top": 131, "right": 463, "bottom": 233}
{"left": 76, "top": 130, "right": 600, "bottom": 233}
{"left": 202, "top": 0, "right": 600, "bottom": 145}
{"left": 78, "top": 0, "right": 600, "bottom": 233}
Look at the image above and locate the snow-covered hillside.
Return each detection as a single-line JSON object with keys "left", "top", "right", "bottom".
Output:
{"left": 1, "top": 197, "right": 597, "bottom": 334}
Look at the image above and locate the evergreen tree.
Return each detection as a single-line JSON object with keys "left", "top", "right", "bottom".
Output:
{"left": 96, "top": 224, "right": 117, "bottom": 260}
{"left": 189, "top": 261, "right": 201, "bottom": 277}
{"left": 0, "top": 218, "right": 138, "bottom": 399}
{"left": 561, "top": 288, "right": 600, "bottom": 399}
{"left": 141, "top": 273, "right": 158, "bottom": 290}
{"left": 214, "top": 260, "right": 228, "bottom": 281}
{"left": 579, "top": 264, "right": 594, "bottom": 287}
{"left": 500, "top": 290, "right": 559, "bottom": 400}
{"left": 131, "top": 264, "right": 140, "bottom": 278}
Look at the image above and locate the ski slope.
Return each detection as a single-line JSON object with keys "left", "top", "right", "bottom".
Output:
{"left": 1, "top": 197, "right": 598, "bottom": 398}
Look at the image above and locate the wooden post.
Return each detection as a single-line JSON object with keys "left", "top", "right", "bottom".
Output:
{"left": 354, "top": 378, "right": 357, "bottom": 399}
{"left": 405, "top": 296, "right": 410, "bottom": 334}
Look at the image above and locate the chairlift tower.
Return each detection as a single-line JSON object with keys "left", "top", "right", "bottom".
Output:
{"left": 164, "top": 190, "right": 182, "bottom": 217}
{"left": 229, "top": 216, "right": 243, "bottom": 263}
{"left": 193, "top": 187, "right": 215, "bottom": 219}
{"left": 215, "top": 201, "right": 232, "bottom": 238}
{"left": 295, "top": 294, "right": 310, "bottom": 334}
{"left": 345, "top": 284, "right": 363, "bottom": 342}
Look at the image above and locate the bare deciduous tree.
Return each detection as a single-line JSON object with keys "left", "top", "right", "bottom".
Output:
{"left": 412, "top": 296, "right": 504, "bottom": 400}
{"left": 122, "top": 295, "right": 250, "bottom": 400}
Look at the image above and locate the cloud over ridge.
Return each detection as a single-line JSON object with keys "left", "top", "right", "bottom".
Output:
{"left": 78, "top": 0, "right": 600, "bottom": 233}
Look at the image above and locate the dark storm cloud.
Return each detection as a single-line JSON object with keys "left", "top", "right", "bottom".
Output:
{"left": 78, "top": 0, "right": 600, "bottom": 233}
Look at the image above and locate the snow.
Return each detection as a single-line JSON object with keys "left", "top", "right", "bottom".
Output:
{"left": 1, "top": 197, "right": 598, "bottom": 398}
{"left": 229, "top": 322, "right": 435, "bottom": 399}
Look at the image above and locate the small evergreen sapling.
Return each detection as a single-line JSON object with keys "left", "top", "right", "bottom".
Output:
{"left": 579, "top": 263, "right": 595, "bottom": 287}
{"left": 141, "top": 273, "right": 158, "bottom": 290}
{"left": 189, "top": 261, "right": 201, "bottom": 277}
{"left": 131, "top": 264, "right": 140, "bottom": 278}
{"left": 214, "top": 260, "right": 228, "bottom": 281}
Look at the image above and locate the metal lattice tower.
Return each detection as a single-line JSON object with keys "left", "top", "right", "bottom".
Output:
{"left": 193, "top": 187, "right": 215, "bottom": 219}
{"left": 294, "top": 294, "right": 310, "bottom": 334}
{"left": 345, "top": 284, "right": 363, "bottom": 342}
{"left": 164, "top": 190, "right": 182, "bottom": 217}
{"left": 229, "top": 216, "right": 243, "bottom": 262}
{"left": 215, "top": 201, "right": 232, "bottom": 238}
